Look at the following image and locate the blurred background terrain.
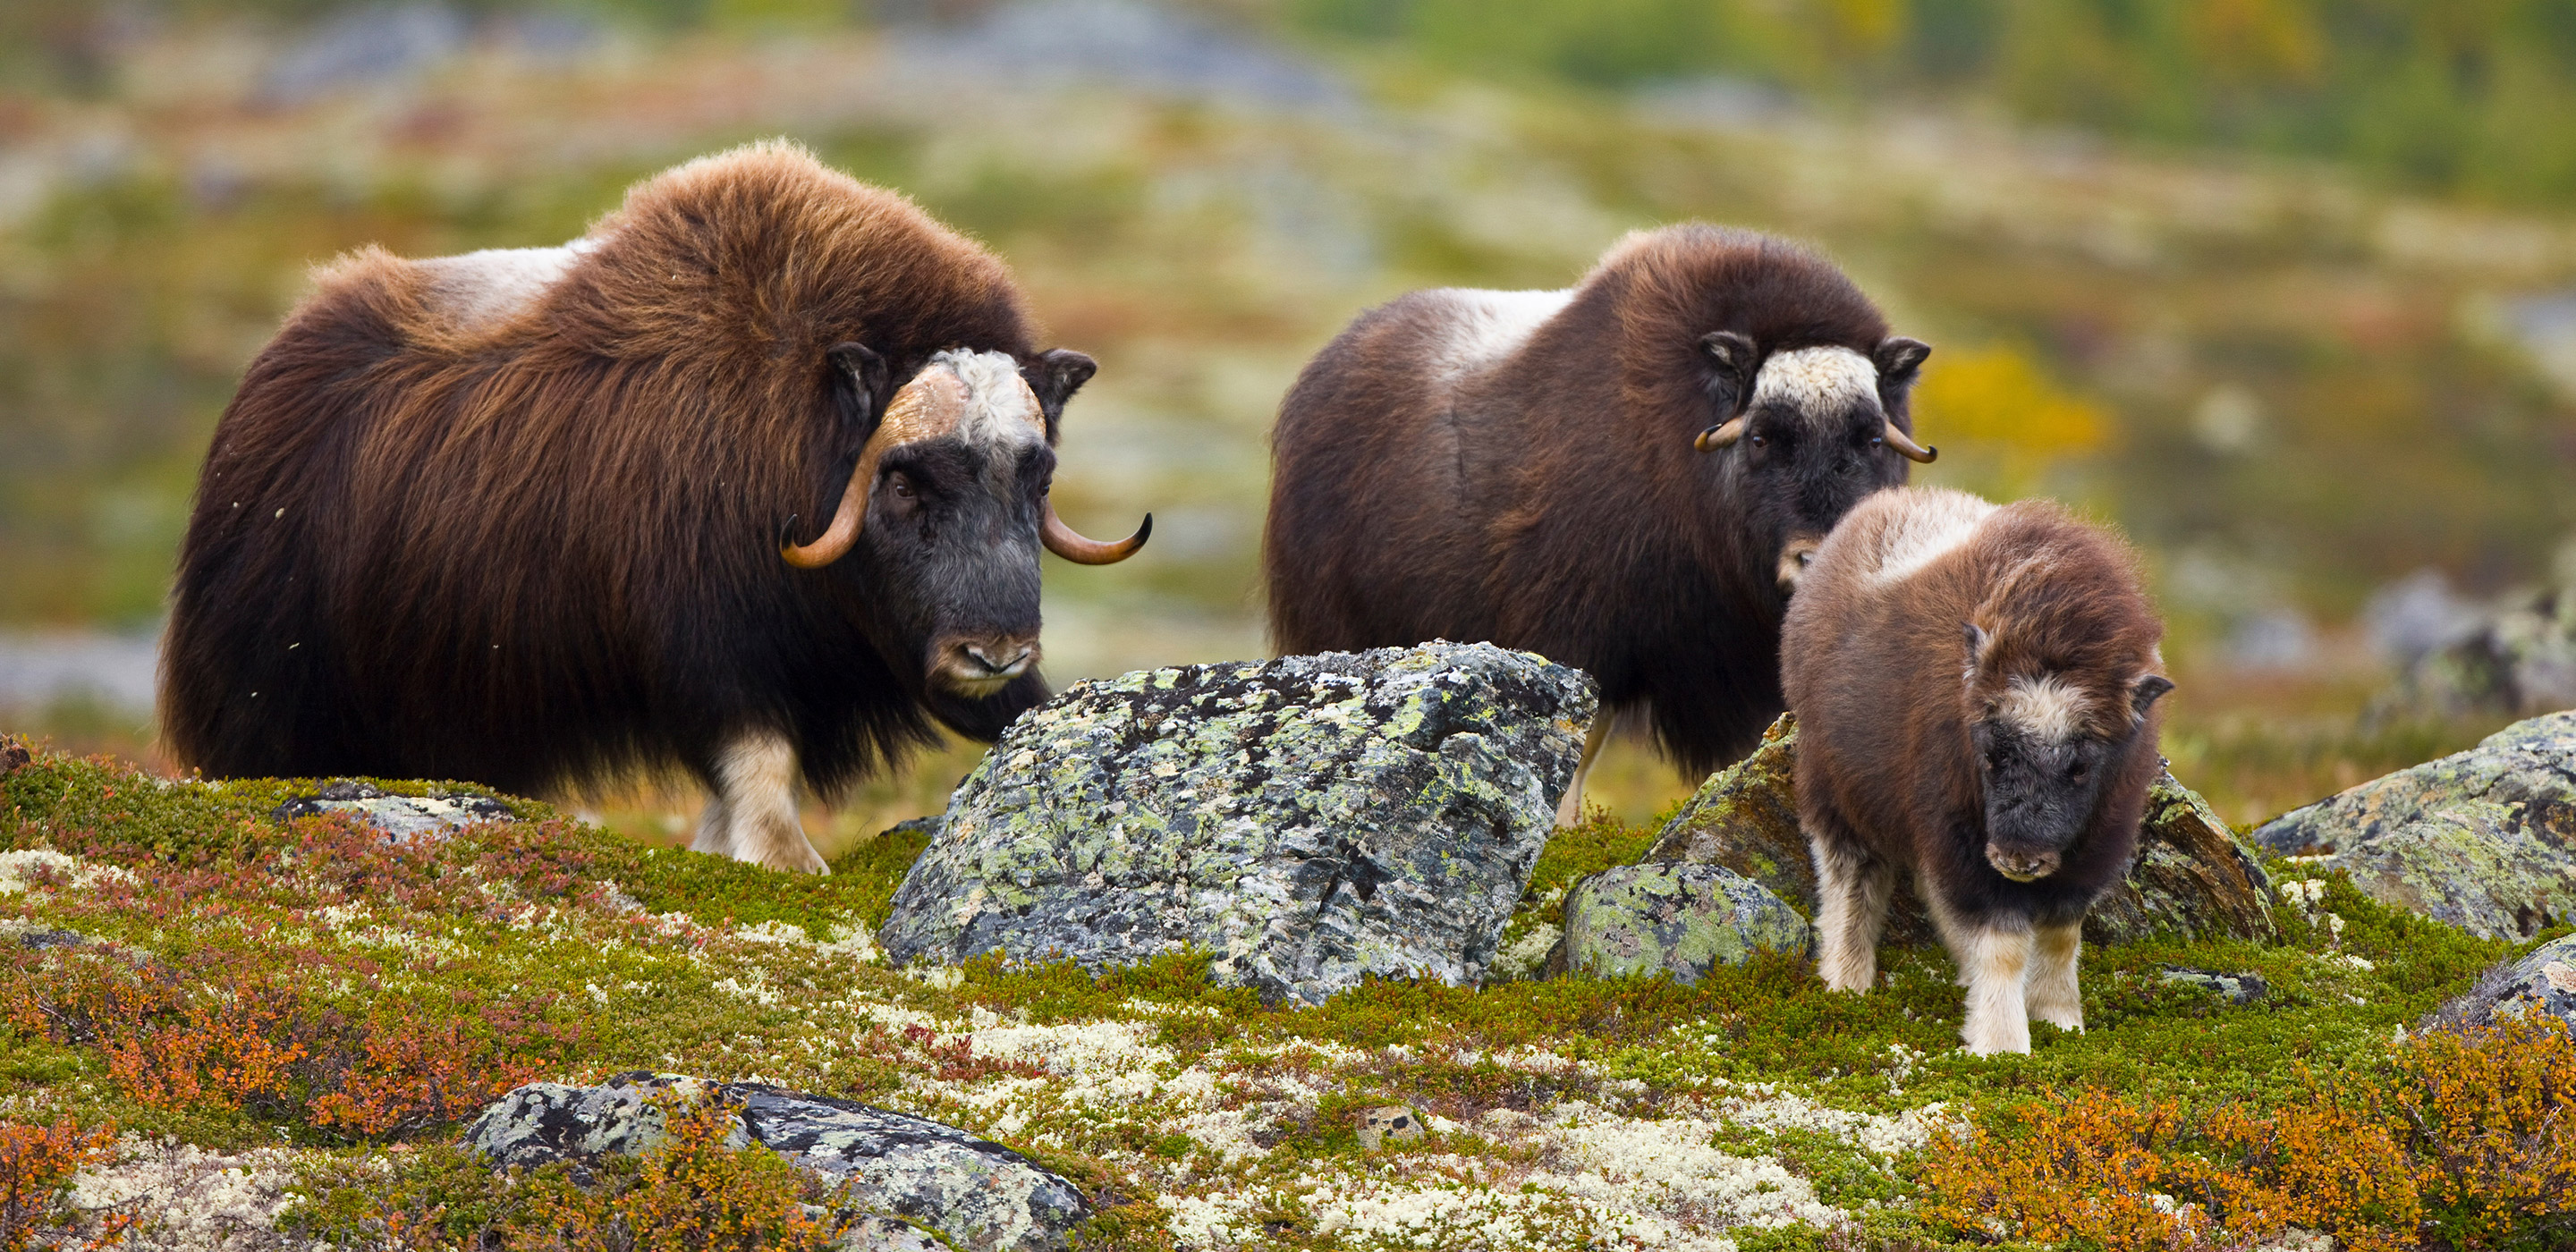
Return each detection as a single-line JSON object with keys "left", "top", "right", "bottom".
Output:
{"left": 4, "top": 0, "right": 2574, "bottom": 849}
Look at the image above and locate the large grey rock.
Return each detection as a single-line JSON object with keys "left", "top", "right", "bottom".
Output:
{"left": 1646, "top": 714, "right": 2273, "bottom": 946}
{"left": 879, "top": 642, "right": 1597, "bottom": 1005}
{"left": 2254, "top": 711, "right": 2576, "bottom": 941}
{"left": 2426, "top": 933, "right": 2576, "bottom": 1031}
{"left": 463, "top": 1072, "right": 1088, "bottom": 1252}
{"left": 1561, "top": 863, "right": 1809, "bottom": 984}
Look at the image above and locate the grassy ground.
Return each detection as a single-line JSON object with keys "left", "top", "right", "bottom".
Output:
{"left": 0, "top": 737, "right": 2568, "bottom": 1249}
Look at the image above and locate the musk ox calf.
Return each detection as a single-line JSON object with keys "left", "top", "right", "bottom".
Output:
{"left": 1265, "top": 224, "right": 1936, "bottom": 822}
{"left": 1782, "top": 487, "right": 2171, "bottom": 1054}
{"left": 159, "top": 142, "right": 1148, "bottom": 873}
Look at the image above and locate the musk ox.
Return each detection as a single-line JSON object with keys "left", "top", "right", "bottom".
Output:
{"left": 1782, "top": 486, "right": 2172, "bottom": 1054}
{"left": 1264, "top": 224, "right": 1936, "bottom": 820}
{"left": 158, "top": 142, "right": 1148, "bottom": 873}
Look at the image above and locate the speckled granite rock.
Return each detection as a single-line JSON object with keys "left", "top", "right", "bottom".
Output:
{"left": 878, "top": 642, "right": 1597, "bottom": 1005}
{"left": 2253, "top": 711, "right": 2576, "bottom": 941}
{"left": 1644, "top": 715, "right": 2271, "bottom": 946}
{"left": 464, "top": 1072, "right": 1088, "bottom": 1252}
{"left": 1562, "top": 863, "right": 1809, "bottom": 983}
{"left": 273, "top": 780, "right": 518, "bottom": 842}
{"left": 2425, "top": 933, "right": 2576, "bottom": 1031}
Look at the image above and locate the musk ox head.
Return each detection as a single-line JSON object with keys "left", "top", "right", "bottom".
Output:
{"left": 780, "top": 343, "right": 1148, "bottom": 739}
{"left": 1696, "top": 334, "right": 1934, "bottom": 597}
{"left": 1961, "top": 622, "right": 2174, "bottom": 882}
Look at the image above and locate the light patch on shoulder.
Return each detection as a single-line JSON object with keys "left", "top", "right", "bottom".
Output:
{"left": 1868, "top": 488, "right": 1999, "bottom": 585}
{"left": 1432, "top": 288, "right": 1571, "bottom": 379}
{"left": 930, "top": 348, "right": 1046, "bottom": 453}
{"left": 1751, "top": 345, "right": 1877, "bottom": 414}
{"left": 1998, "top": 673, "right": 2090, "bottom": 744}
{"left": 416, "top": 238, "right": 596, "bottom": 330}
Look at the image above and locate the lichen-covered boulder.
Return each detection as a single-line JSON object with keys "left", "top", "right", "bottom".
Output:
{"left": 2425, "top": 934, "right": 2576, "bottom": 1032}
{"left": 1644, "top": 714, "right": 2272, "bottom": 946}
{"left": 464, "top": 1072, "right": 1089, "bottom": 1252}
{"left": 878, "top": 642, "right": 1597, "bottom": 1005}
{"left": 2254, "top": 712, "right": 2576, "bottom": 942}
{"left": 1561, "top": 863, "right": 1809, "bottom": 983}
{"left": 273, "top": 780, "right": 519, "bottom": 842}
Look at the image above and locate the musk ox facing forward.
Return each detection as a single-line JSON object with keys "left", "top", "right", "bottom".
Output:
{"left": 1783, "top": 487, "right": 2172, "bottom": 1054}
{"left": 159, "top": 142, "right": 1147, "bottom": 872}
{"left": 1264, "top": 225, "right": 1935, "bottom": 820}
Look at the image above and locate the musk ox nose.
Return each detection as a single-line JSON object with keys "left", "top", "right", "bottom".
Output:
{"left": 936, "top": 636, "right": 1038, "bottom": 696}
{"left": 1985, "top": 843, "right": 2062, "bottom": 883}
{"left": 1776, "top": 537, "right": 1822, "bottom": 595}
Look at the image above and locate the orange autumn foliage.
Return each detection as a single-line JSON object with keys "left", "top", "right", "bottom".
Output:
{"left": 0, "top": 1118, "right": 128, "bottom": 1252}
{"left": 506, "top": 1092, "right": 845, "bottom": 1252}
{"left": 1919, "top": 1015, "right": 2576, "bottom": 1250}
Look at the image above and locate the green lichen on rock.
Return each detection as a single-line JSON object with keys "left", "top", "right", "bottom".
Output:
{"left": 2254, "top": 710, "right": 2576, "bottom": 941}
{"left": 878, "top": 643, "right": 1597, "bottom": 1004}
{"left": 1639, "top": 715, "right": 2272, "bottom": 946}
{"left": 1561, "top": 863, "right": 1810, "bottom": 984}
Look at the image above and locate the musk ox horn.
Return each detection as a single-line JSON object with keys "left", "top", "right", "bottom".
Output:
{"left": 781, "top": 367, "right": 968, "bottom": 569}
{"left": 1883, "top": 420, "right": 1937, "bottom": 464}
{"left": 1042, "top": 501, "right": 1152, "bottom": 565}
{"left": 1695, "top": 417, "right": 1748, "bottom": 453}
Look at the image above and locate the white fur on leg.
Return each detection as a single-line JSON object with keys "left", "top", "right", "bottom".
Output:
{"left": 2026, "top": 921, "right": 2085, "bottom": 1032}
{"left": 689, "top": 731, "right": 828, "bottom": 875}
{"left": 1924, "top": 892, "right": 2034, "bottom": 1054}
{"left": 1809, "top": 836, "right": 1893, "bottom": 993}
{"left": 1554, "top": 713, "right": 1615, "bottom": 827}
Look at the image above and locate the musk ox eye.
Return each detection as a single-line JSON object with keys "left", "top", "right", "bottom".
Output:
{"left": 887, "top": 474, "right": 916, "bottom": 500}
{"left": 1749, "top": 434, "right": 1767, "bottom": 448}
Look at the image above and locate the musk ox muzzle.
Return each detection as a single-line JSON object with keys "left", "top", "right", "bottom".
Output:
{"left": 1984, "top": 843, "right": 2062, "bottom": 883}
{"left": 782, "top": 354, "right": 1150, "bottom": 570}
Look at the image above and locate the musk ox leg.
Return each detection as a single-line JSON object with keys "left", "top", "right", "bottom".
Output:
{"left": 688, "top": 731, "right": 828, "bottom": 875}
{"left": 1554, "top": 712, "right": 1616, "bottom": 827}
{"left": 1925, "top": 893, "right": 2033, "bottom": 1054}
{"left": 1808, "top": 826, "right": 1894, "bottom": 993}
{"left": 2026, "top": 920, "right": 2085, "bottom": 1032}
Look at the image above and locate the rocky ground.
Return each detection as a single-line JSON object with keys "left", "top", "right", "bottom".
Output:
{"left": 0, "top": 647, "right": 2570, "bottom": 1249}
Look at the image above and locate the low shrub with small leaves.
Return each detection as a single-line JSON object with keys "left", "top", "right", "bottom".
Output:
{"left": 0, "top": 1117, "right": 125, "bottom": 1251}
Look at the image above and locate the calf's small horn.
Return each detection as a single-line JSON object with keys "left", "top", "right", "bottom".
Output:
{"left": 1883, "top": 420, "right": 1936, "bottom": 464}
{"left": 1696, "top": 417, "right": 1747, "bottom": 453}
{"left": 1042, "top": 502, "right": 1152, "bottom": 565}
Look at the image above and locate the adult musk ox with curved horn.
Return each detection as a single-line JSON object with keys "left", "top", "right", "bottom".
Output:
{"left": 158, "top": 142, "right": 1148, "bottom": 872}
{"left": 1263, "top": 224, "right": 1934, "bottom": 819}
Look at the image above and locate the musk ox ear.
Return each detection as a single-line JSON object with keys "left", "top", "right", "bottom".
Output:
{"left": 1962, "top": 622, "right": 1989, "bottom": 673}
{"left": 1698, "top": 330, "right": 1758, "bottom": 418}
{"left": 1022, "top": 349, "right": 1098, "bottom": 441}
{"left": 826, "top": 342, "right": 889, "bottom": 438}
{"left": 1875, "top": 336, "right": 1931, "bottom": 390}
{"left": 2131, "top": 674, "right": 2174, "bottom": 718}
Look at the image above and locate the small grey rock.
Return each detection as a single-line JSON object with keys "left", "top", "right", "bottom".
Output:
{"left": 2159, "top": 967, "right": 2268, "bottom": 1005}
{"left": 463, "top": 1072, "right": 1089, "bottom": 1252}
{"left": 879, "top": 642, "right": 1597, "bottom": 1005}
{"left": 1354, "top": 1105, "right": 1424, "bottom": 1151}
{"left": 1562, "top": 863, "right": 1809, "bottom": 984}
{"left": 2253, "top": 711, "right": 2576, "bottom": 941}
{"left": 2424, "top": 933, "right": 2576, "bottom": 1032}
{"left": 274, "top": 780, "right": 519, "bottom": 843}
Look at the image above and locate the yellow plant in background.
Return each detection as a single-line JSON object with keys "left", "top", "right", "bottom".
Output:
{"left": 1910, "top": 343, "right": 2113, "bottom": 496}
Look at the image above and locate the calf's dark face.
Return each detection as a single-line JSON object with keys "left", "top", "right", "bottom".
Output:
{"left": 1964, "top": 639, "right": 2174, "bottom": 881}
{"left": 1699, "top": 335, "right": 1928, "bottom": 597}
{"left": 822, "top": 348, "right": 1097, "bottom": 740}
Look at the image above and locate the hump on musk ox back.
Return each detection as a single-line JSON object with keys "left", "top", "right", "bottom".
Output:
{"left": 1264, "top": 222, "right": 1921, "bottom": 777}
{"left": 158, "top": 141, "right": 1044, "bottom": 799}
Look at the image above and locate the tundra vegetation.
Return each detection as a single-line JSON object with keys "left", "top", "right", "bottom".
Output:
{"left": 0, "top": 738, "right": 2569, "bottom": 1249}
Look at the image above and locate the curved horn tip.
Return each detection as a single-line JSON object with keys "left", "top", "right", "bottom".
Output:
{"left": 1695, "top": 418, "right": 1747, "bottom": 453}
{"left": 1042, "top": 503, "right": 1152, "bottom": 565}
